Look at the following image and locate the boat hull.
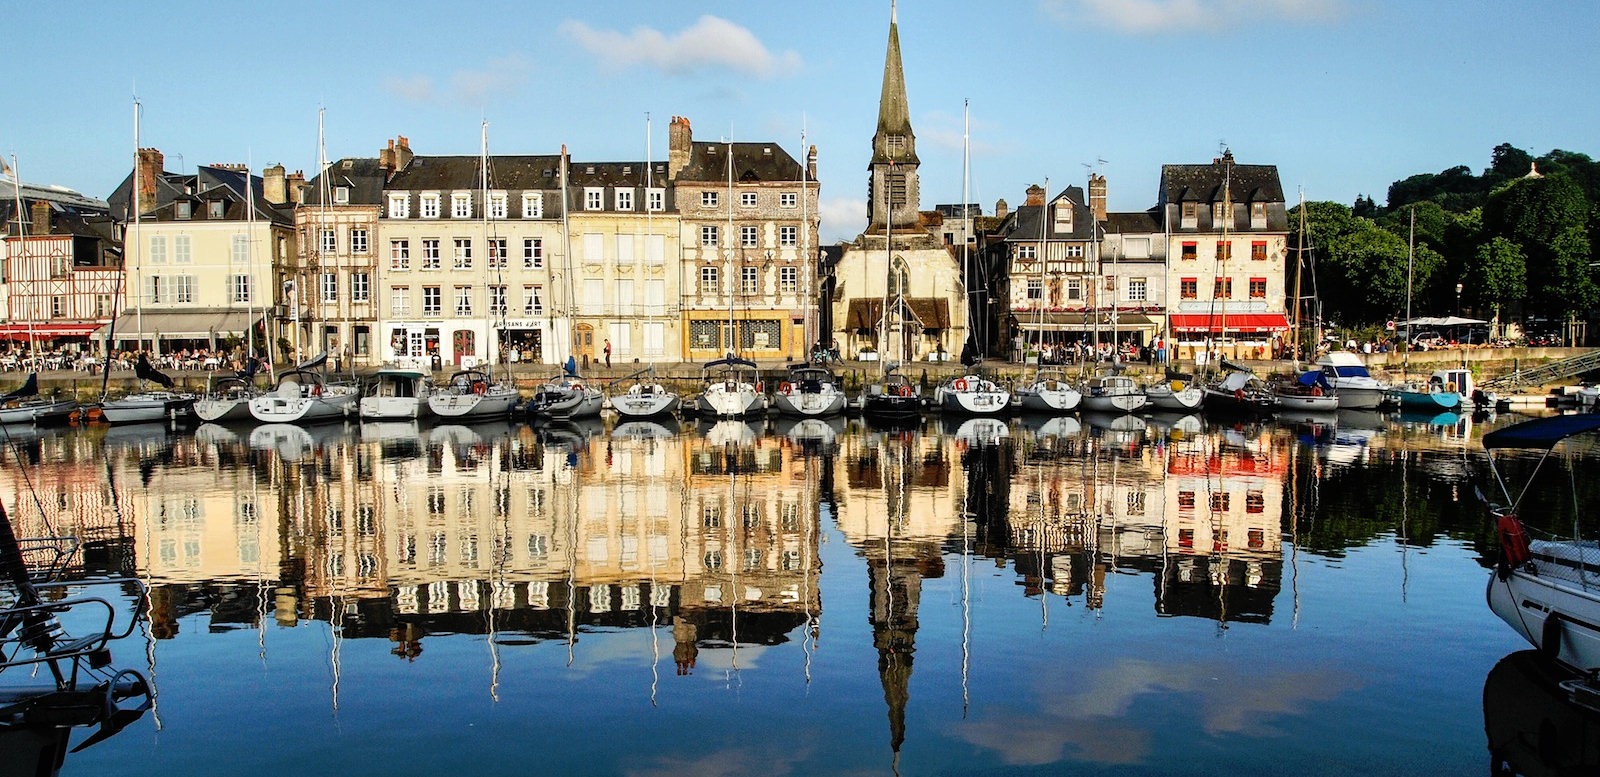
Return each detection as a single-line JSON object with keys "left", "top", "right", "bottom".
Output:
{"left": 1080, "top": 392, "right": 1147, "bottom": 414}
{"left": 938, "top": 388, "right": 1010, "bottom": 415}
{"left": 194, "top": 396, "right": 255, "bottom": 423}
{"left": 1392, "top": 389, "right": 1461, "bottom": 411}
{"left": 249, "top": 390, "right": 358, "bottom": 424}
{"left": 1275, "top": 393, "right": 1340, "bottom": 413}
{"left": 1016, "top": 386, "right": 1082, "bottom": 413}
{"left": 1331, "top": 386, "right": 1386, "bottom": 410}
{"left": 610, "top": 392, "right": 681, "bottom": 419}
{"left": 772, "top": 389, "right": 847, "bottom": 417}
{"left": 1144, "top": 385, "right": 1204, "bottom": 412}
{"left": 1201, "top": 388, "right": 1276, "bottom": 415}
{"left": 0, "top": 400, "right": 77, "bottom": 426}
{"left": 1489, "top": 542, "right": 1600, "bottom": 674}
{"left": 530, "top": 390, "right": 604, "bottom": 419}
{"left": 696, "top": 385, "right": 766, "bottom": 418}
{"left": 360, "top": 396, "right": 430, "bottom": 420}
{"left": 428, "top": 389, "right": 519, "bottom": 421}
{"left": 101, "top": 394, "right": 195, "bottom": 424}
{"left": 862, "top": 393, "right": 923, "bottom": 421}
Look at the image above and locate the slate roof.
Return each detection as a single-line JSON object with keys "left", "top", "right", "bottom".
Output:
{"left": 384, "top": 155, "right": 566, "bottom": 191}
{"left": 1104, "top": 210, "right": 1162, "bottom": 234}
{"left": 302, "top": 157, "right": 388, "bottom": 205}
{"left": 1160, "top": 160, "right": 1284, "bottom": 204}
{"left": 995, "top": 186, "right": 1094, "bottom": 242}
{"left": 674, "top": 142, "right": 806, "bottom": 184}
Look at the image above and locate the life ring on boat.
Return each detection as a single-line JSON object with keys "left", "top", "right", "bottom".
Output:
{"left": 1311, "top": 386, "right": 1323, "bottom": 397}
{"left": 473, "top": 381, "right": 488, "bottom": 396}
{"left": 571, "top": 382, "right": 583, "bottom": 391}
{"left": 898, "top": 384, "right": 913, "bottom": 398}
{"left": 756, "top": 381, "right": 765, "bottom": 393}
{"left": 779, "top": 381, "right": 792, "bottom": 393}
{"left": 310, "top": 383, "right": 323, "bottom": 397}
{"left": 1445, "top": 381, "right": 1458, "bottom": 393}
{"left": 1234, "top": 388, "right": 1245, "bottom": 401}
{"left": 955, "top": 378, "right": 969, "bottom": 391}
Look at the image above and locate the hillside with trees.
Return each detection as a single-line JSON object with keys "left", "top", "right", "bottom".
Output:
{"left": 1289, "top": 144, "right": 1600, "bottom": 342}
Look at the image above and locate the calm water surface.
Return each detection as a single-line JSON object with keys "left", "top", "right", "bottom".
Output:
{"left": 1, "top": 409, "right": 1584, "bottom": 776}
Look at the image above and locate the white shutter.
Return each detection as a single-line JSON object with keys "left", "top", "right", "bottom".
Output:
{"left": 583, "top": 233, "right": 604, "bottom": 263}
{"left": 616, "top": 234, "right": 635, "bottom": 267}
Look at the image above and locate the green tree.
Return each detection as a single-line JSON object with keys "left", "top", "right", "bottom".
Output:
{"left": 1325, "top": 222, "right": 1443, "bottom": 323}
{"left": 1484, "top": 173, "right": 1595, "bottom": 319}
{"left": 1462, "top": 236, "right": 1527, "bottom": 328}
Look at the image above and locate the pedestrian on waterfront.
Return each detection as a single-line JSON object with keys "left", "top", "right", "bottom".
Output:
{"left": 603, "top": 339, "right": 612, "bottom": 369}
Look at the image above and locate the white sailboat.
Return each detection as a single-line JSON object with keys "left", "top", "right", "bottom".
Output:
{"left": 608, "top": 116, "right": 682, "bottom": 420}
{"left": 1013, "top": 177, "right": 1081, "bottom": 414}
{"left": 694, "top": 138, "right": 767, "bottom": 420}
{"left": 936, "top": 101, "right": 1010, "bottom": 416}
{"left": 248, "top": 353, "right": 358, "bottom": 423}
{"left": 194, "top": 160, "right": 266, "bottom": 423}
{"left": 773, "top": 362, "right": 847, "bottom": 417}
{"left": 1273, "top": 190, "right": 1338, "bottom": 415}
{"left": 523, "top": 140, "right": 600, "bottom": 420}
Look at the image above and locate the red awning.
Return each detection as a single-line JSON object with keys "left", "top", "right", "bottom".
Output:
{"left": 0, "top": 322, "right": 107, "bottom": 340}
{"left": 1168, "top": 313, "right": 1289, "bottom": 333}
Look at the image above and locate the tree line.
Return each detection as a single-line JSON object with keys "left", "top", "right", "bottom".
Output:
{"left": 1289, "top": 143, "right": 1599, "bottom": 339}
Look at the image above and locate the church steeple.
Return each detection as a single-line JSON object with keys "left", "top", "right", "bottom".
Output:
{"left": 868, "top": 1, "right": 920, "bottom": 232}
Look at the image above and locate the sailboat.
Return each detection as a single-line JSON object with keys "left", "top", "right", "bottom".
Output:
{"left": 1386, "top": 208, "right": 1462, "bottom": 411}
{"left": 428, "top": 122, "right": 521, "bottom": 421}
{"left": 1272, "top": 192, "right": 1338, "bottom": 415}
{"left": 693, "top": 139, "right": 767, "bottom": 420}
{"left": 523, "top": 141, "right": 601, "bottom": 420}
{"left": 606, "top": 117, "right": 681, "bottom": 420}
{"left": 195, "top": 163, "right": 266, "bottom": 423}
{"left": 935, "top": 102, "right": 1010, "bottom": 416}
{"left": 248, "top": 352, "right": 358, "bottom": 423}
{"left": 101, "top": 105, "right": 197, "bottom": 424}
{"left": 1014, "top": 178, "right": 1082, "bottom": 415}
{"left": 0, "top": 159, "right": 76, "bottom": 426}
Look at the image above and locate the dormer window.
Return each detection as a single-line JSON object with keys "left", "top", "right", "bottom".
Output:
{"left": 208, "top": 200, "right": 224, "bottom": 219}
{"left": 175, "top": 201, "right": 192, "bottom": 220}
{"left": 1053, "top": 202, "right": 1073, "bottom": 233}
{"left": 585, "top": 187, "right": 604, "bottom": 211}
{"left": 451, "top": 192, "right": 471, "bottom": 219}
{"left": 335, "top": 186, "right": 350, "bottom": 204}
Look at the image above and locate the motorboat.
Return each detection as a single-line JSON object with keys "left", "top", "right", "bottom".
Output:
{"left": 360, "top": 367, "right": 434, "bottom": 421}
{"left": 100, "top": 354, "right": 195, "bottom": 424}
{"left": 772, "top": 363, "right": 847, "bottom": 417}
{"left": 1079, "top": 372, "right": 1148, "bottom": 414}
{"left": 1484, "top": 414, "right": 1600, "bottom": 675}
{"left": 1143, "top": 372, "right": 1205, "bottom": 412}
{"left": 1014, "top": 368, "right": 1082, "bottom": 414}
{"left": 193, "top": 374, "right": 261, "bottom": 423}
{"left": 1387, "top": 367, "right": 1468, "bottom": 411}
{"left": 607, "top": 366, "right": 680, "bottom": 419}
{"left": 1202, "top": 366, "right": 1277, "bottom": 415}
{"left": 694, "top": 354, "right": 767, "bottom": 419}
{"left": 0, "top": 375, "right": 75, "bottom": 426}
{"left": 935, "top": 370, "right": 1010, "bottom": 416}
{"left": 527, "top": 371, "right": 604, "bottom": 419}
{"left": 427, "top": 369, "right": 519, "bottom": 421}
{"left": 861, "top": 366, "right": 924, "bottom": 422}
{"left": 1273, "top": 370, "right": 1340, "bottom": 414}
{"left": 247, "top": 367, "right": 359, "bottom": 424}
{"left": 1315, "top": 352, "right": 1389, "bottom": 410}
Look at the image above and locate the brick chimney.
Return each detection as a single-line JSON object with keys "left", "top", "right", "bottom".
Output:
{"left": 994, "top": 198, "right": 1008, "bottom": 220}
{"left": 379, "top": 140, "right": 396, "bottom": 177}
{"left": 1024, "top": 184, "right": 1045, "bottom": 208}
{"left": 1088, "top": 174, "right": 1107, "bottom": 222}
{"left": 136, "top": 148, "right": 164, "bottom": 216}
{"left": 667, "top": 116, "right": 692, "bottom": 181}
{"left": 286, "top": 171, "right": 307, "bottom": 205}
{"left": 30, "top": 200, "right": 51, "bottom": 236}
{"left": 393, "top": 136, "right": 414, "bottom": 173}
{"left": 806, "top": 144, "right": 818, "bottom": 183}
{"left": 263, "top": 164, "right": 287, "bottom": 205}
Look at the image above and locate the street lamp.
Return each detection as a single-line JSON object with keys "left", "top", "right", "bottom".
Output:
{"left": 1455, "top": 283, "right": 1463, "bottom": 317}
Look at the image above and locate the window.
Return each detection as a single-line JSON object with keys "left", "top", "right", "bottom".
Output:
{"left": 643, "top": 321, "right": 665, "bottom": 356}
{"left": 646, "top": 188, "right": 664, "bottom": 212}
{"left": 1210, "top": 492, "right": 1231, "bottom": 513}
{"left": 1065, "top": 245, "right": 1084, "bottom": 258}
{"left": 615, "top": 189, "right": 633, "bottom": 211}
{"left": 608, "top": 322, "right": 632, "bottom": 354}
{"left": 582, "top": 233, "right": 604, "bottom": 264}
{"left": 644, "top": 279, "right": 666, "bottom": 314}
{"left": 1213, "top": 201, "right": 1234, "bottom": 227}
{"left": 1026, "top": 279, "right": 1043, "bottom": 300}
{"left": 614, "top": 280, "right": 633, "bottom": 315}
{"left": 582, "top": 279, "right": 603, "bottom": 314}
{"left": 175, "top": 235, "right": 192, "bottom": 264}
{"left": 1128, "top": 278, "right": 1147, "bottom": 302}
{"left": 175, "top": 201, "right": 191, "bottom": 219}
{"left": 701, "top": 191, "right": 719, "bottom": 208}
{"left": 1249, "top": 277, "right": 1267, "bottom": 298}
{"left": 422, "top": 286, "right": 441, "bottom": 316}
{"left": 523, "top": 238, "right": 543, "bottom": 269}
{"left": 334, "top": 186, "right": 350, "bottom": 205}
{"left": 741, "top": 192, "right": 757, "bottom": 207}
{"left": 1017, "top": 245, "right": 1037, "bottom": 261}
{"left": 320, "top": 273, "right": 338, "bottom": 304}
{"left": 420, "top": 194, "right": 440, "bottom": 219}
{"left": 489, "top": 193, "right": 507, "bottom": 219}
{"left": 522, "top": 192, "right": 543, "bottom": 218}
{"left": 388, "top": 194, "right": 410, "bottom": 219}
{"left": 391, "top": 286, "right": 411, "bottom": 316}
{"left": 422, "top": 239, "right": 440, "bottom": 269}
{"left": 885, "top": 134, "right": 906, "bottom": 154}
{"left": 741, "top": 267, "right": 759, "bottom": 295}
{"left": 646, "top": 234, "right": 665, "bottom": 265}
{"left": 352, "top": 273, "right": 370, "bottom": 302}
{"left": 230, "top": 274, "right": 252, "bottom": 304}
{"left": 1066, "top": 277, "right": 1083, "bottom": 301}
{"left": 1246, "top": 490, "right": 1265, "bottom": 514}
{"left": 320, "top": 228, "right": 336, "bottom": 254}
{"left": 1213, "top": 277, "right": 1233, "bottom": 299}
{"left": 453, "top": 286, "right": 472, "bottom": 316}
{"left": 701, "top": 225, "right": 719, "bottom": 247}
{"left": 350, "top": 228, "right": 369, "bottom": 254}
{"left": 780, "top": 266, "right": 798, "bottom": 293}
{"left": 701, "top": 266, "right": 719, "bottom": 293}
{"left": 1217, "top": 241, "right": 1233, "bottom": 262}
{"left": 780, "top": 191, "right": 797, "bottom": 208}
{"left": 207, "top": 200, "right": 224, "bottom": 219}
{"left": 487, "top": 238, "right": 507, "bottom": 269}
{"left": 146, "top": 275, "right": 195, "bottom": 304}
{"left": 489, "top": 285, "right": 506, "bottom": 315}
{"left": 453, "top": 238, "right": 472, "bottom": 270}
{"left": 1178, "top": 491, "right": 1195, "bottom": 510}
{"left": 391, "top": 240, "right": 410, "bottom": 270}
{"left": 741, "top": 225, "right": 758, "bottom": 247}
{"left": 1251, "top": 202, "right": 1267, "bottom": 228}
{"left": 231, "top": 234, "right": 248, "bottom": 263}
{"left": 523, "top": 285, "right": 544, "bottom": 316}
{"left": 1180, "top": 202, "right": 1197, "bottom": 227}
{"left": 452, "top": 193, "right": 471, "bottom": 219}
{"left": 585, "top": 188, "right": 603, "bottom": 211}
{"left": 616, "top": 234, "right": 635, "bottom": 267}
{"left": 1251, "top": 241, "right": 1268, "bottom": 261}
{"left": 1180, "top": 277, "right": 1198, "bottom": 299}
{"left": 780, "top": 225, "right": 797, "bottom": 247}
{"left": 1181, "top": 242, "right": 1197, "bottom": 261}
{"left": 1054, "top": 203, "right": 1073, "bottom": 232}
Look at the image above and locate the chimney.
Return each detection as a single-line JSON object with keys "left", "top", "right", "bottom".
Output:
{"left": 995, "top": 198, "right": 1009, "bottom": 219}
{"left": 667, "top": 116, "right": 692, "bottom": 180}
{"left": 807, "top": 144, "right": 818, "bottom": 182}
{"left": 286, "top": 171, "right": 307, "bottom": 205}
{"left": 393, "top": 136, "right": 414, "bottom": 173}
{"left": 1088, "top": 174, "right": 1107, "bottom": 222}
{"left": 136, "top": 148, "right": 164, "bottom": 216}
{"left": 30, "top": 200, "right": 51, "bottom": 236}
{"left": 379, "top": 139, "right": 396, "bottom": 177}
{"left": 1024, "top": 184, "right": 1045, "bottom": 208}
{"left": 263, "top": 164, "right": 287, "bottom": 205}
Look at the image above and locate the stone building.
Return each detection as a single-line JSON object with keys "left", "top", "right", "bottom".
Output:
{"left": 297, "top": 156, "right": 385, "bottom": 365}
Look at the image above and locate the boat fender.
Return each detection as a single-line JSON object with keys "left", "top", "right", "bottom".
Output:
{"left": 1496, "top": 513, "right": 1531, "bottom": 578}
{"left": 756, "top": 381, "right": 765, "bottom": 393}
{"left": 311, "top": 383, "right": 323, "bottom": 397}
{"left": 473, "top": 381, "right": 487, "bottom": 396}
{"left": 955, "top": 378, "right": 969, "bottom": 391}
{"left": 898, "top": 385, "right": 913, "bottom": 398}
{"left": 1170, "top": 380, "right": 1185, "bottom": 392}
{"left": 1311, "top": 386, "right": 1323, "bottom": 397}
{"left": 1234, "top": 388, "right": 1245, "bottom": 401}
{"left": 1542, "top": 613, "right": 1563, "bottom": 662}
{"left": 1446, "top": 381, "right": 1458, "bottom": 393}
{"left": 779, "top": 381, "right": 792, "bottom": 393}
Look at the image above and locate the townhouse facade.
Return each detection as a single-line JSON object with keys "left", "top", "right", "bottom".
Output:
{"left": 0, "top": 182, "right": 121, "bottom": 344}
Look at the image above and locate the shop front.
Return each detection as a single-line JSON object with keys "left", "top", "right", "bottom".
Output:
{"left": 1167, "top": 313, "right": 1290, "bottom": 361}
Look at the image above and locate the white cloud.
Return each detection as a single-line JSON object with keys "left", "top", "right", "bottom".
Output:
{"left": 818, "top": 196, "right": 866, "bottom": 244}
{"left": 384, "top": 55, "right": 531, "bottom": 107}
{"left": 1042, "top": 0, "right": 1344, "bottom": 34}
{"left": 560, "top": 15, "right": 801, "bottom": 78}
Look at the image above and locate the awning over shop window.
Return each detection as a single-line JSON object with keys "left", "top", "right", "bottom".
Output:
{"left": 1016, "top": 312, "right": 1154, "bottom": 330}
{"left": 0, "top": 322, "right": 107, "bottom": 340}
{"left": 1168, "top": 313, "right": 1289, "bottom": 333}
{"left": 94, "top": 310, "right": 266, "bottom": 339}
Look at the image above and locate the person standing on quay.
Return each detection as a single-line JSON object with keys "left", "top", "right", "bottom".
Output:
{"left": 603, "top": 339, "right": 612, "bottom": 369}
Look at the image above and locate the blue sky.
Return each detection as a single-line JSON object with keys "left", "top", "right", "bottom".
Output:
{"left": 6, "top": 0, "right": 1595, "bottom": 242}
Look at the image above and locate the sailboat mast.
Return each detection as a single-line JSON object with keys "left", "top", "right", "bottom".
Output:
{"left": 557, "top": 145, "right": 572, "bottom": 367}
{"left": 134, "top": 99, "right": 145, "bottom": 356}
{"left": 800, "top": 119, "right": 811, "bottom": 359}
{"left": 481, "top": 120, "right": 497, "bottom": 376}
{"left": 727, "top": 137, "right": 735, "bottom": 356}
{"left": 9, "top": 156, "right": 35, "bottom": 361}
{"left": 960, "top": 100, "right": 972, "bottom": 360}
{"left": 1290, "top": 189, "right": 1305, "bottom": 369}
{"left": 880, "top": 157, "right": 892, "bottom": 377}
{"left": 244, "top": 156, "right": 257, "bottom": 364}
{"left": 1216, "top": 159, "right": 1231, "bottom": 362}
{"left": 1404, "top": 207, "right": 1414, "bottom": 375}
{"left": 1031, "top": 177, "right": 1049, "bottom": 376}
